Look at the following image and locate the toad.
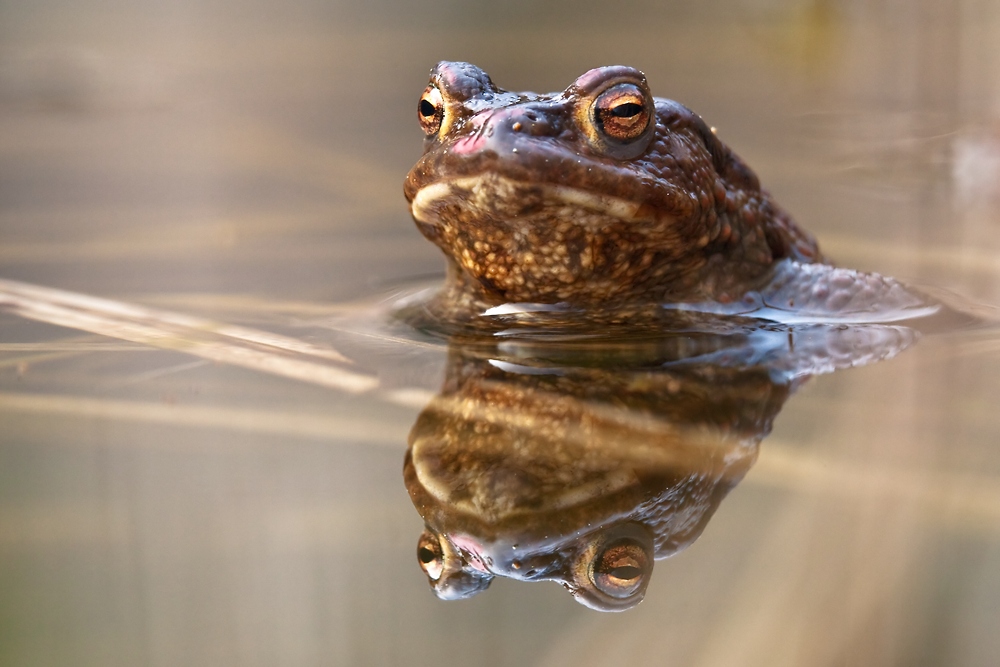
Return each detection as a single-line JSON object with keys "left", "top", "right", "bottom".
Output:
{"left": 404, "top": 62, "right": 934, "bottom": 325}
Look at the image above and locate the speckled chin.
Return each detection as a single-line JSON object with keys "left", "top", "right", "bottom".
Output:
{"left": 409, "top": 173, "right": 698, "bottom": 304}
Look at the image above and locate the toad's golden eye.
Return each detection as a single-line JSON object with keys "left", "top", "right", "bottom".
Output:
{"left": 417, "top": 530, "right": 444, "bottom": 581}
{"left": 590, "top": 538, "right": 650, "bottom": 598}
{"left": 418, "top": 85, "right": 444, "bottom": 136}
{"left": 592, "top": 83, "right": 651, "bottom": 143}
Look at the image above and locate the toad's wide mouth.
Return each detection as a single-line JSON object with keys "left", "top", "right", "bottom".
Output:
{"left": 410, "top": 173, "right": 665, "bottom": 229}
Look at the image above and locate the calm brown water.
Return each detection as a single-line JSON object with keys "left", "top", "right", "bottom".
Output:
{"left": 2, "top": 0, "right": 1000, "bottom": 665}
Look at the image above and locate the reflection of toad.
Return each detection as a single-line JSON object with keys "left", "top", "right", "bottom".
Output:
{"left": 403, "top": 324, "right": 918, "bottom": 610}
{"left": 404, "top": 62, "right": 935, "bottom": 327}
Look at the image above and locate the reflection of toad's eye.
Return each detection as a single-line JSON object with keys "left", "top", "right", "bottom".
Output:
{"left": 417, "top": 530, "right": 444, "bottom": 581}
{"left": 592, "top": 83, "right": 650, "bottom": 143}
{"left": 418, "top": 86, "right": 444, "bottom": 136}
{"left": 591, "top": 539, "right": 650, "bottom": 598}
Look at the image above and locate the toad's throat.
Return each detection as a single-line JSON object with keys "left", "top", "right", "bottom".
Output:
{"left": 408, "top": 174, "right": 706, "bottom": 305}
{"left": 410, "top": 173, "right": 666, "bottom": 228}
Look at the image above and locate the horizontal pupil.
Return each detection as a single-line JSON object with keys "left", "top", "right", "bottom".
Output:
{"left": 610, "top": 103, "right": 642, "bottom": 118}
{"left": 419, "top": 99, "right": 437, "bottom": 118}
{"left": 610, "top": 565, "right": 642, "bottom": 580}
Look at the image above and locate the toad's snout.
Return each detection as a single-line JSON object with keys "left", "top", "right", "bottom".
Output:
{"left": 450, "top": 105, "right": 562, "bottom": 156}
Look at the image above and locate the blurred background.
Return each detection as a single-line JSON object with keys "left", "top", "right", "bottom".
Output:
{"left": 1, "top": 0, "right": 1000, "bottom": 665}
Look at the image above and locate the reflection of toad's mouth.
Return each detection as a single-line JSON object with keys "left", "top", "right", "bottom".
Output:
{"left": 409, "top": 174, "right": 664, "bottom": 229}
{"left": 409, "top": 440, "right": 639, "bottom": 522}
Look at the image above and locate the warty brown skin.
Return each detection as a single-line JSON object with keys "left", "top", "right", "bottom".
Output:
{"left": 404, "top": 61, "right": 821, "bottom": 310}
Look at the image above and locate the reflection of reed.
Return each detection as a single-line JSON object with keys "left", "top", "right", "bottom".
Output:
{"left": 756, "top": 441, "right": 1000, "bottom": 530}
{"left": 0, "top": 390, "right": 406, "bottom": 446}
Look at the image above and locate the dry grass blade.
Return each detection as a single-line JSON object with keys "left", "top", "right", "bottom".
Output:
{"left": 0, "top": 278, "right": 379, "bottom": 394}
